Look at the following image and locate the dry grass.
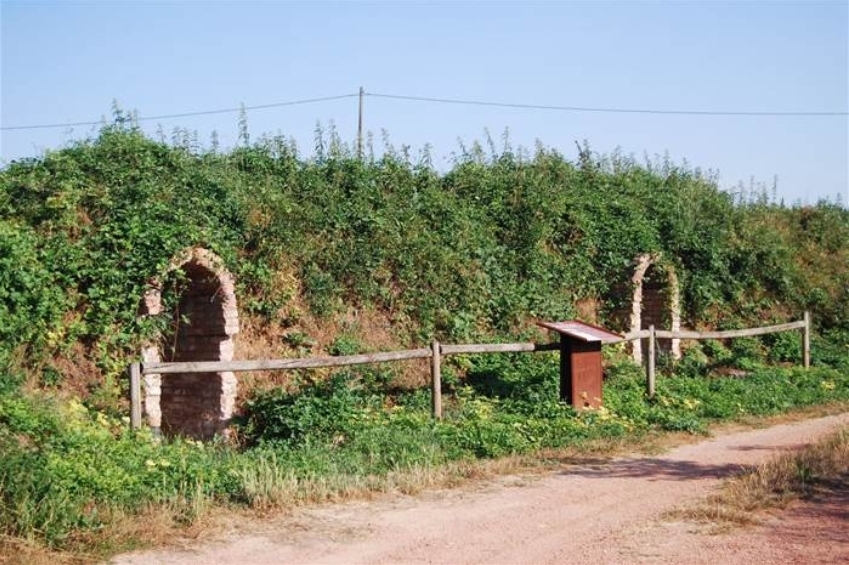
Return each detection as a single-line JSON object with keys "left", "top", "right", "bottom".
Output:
{"left": 232, "top": 452, "right": 533, "bottom": 513}
{"left": 230, "top": 428, "right": 708, "bottom": 516}
{"left": 574, "top": 297, "right": 600, "bottom": 325}
{"left": 0, "top": 499, "right": 223, "bottom": 565}
{"left": 0, "top": 536, "right": 91, "bottom": 565}
{"left": 727, "top": 427, "right": 848, "bottom": 509}
{"left": 673, "top": 426, "right": 849, "bottom": 528}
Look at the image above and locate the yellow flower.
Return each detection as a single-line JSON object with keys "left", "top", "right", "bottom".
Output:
{"left": 67, "top": 398, "right": 87, "bottom": 414}
{"left": 683, "top": 398, "right": 701, "bottom": 410}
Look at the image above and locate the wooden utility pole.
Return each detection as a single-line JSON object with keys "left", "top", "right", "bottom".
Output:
{"left": 357, "top": 86, "right": 364, "bottom": 159}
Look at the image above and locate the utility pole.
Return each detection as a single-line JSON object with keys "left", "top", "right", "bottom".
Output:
{"left": 357, "top": 86, "right": 364, "bottom": 159}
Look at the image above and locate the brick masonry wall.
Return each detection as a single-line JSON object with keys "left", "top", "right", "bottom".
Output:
{"left": 629, "top": 255, "right": 681, "bottom": 364}
{"left": 641, "top": 277, "right": 670, "bottom": 330}
{"left": 140, "top": 248, "right": 238, "bottom": 440}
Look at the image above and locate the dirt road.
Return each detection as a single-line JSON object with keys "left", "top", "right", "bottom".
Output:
{"left": 113, "top": 413, "right": 848, "bottom": 565}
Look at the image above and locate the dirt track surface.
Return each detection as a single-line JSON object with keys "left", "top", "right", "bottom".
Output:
{"left": 113, "top": 413, "right": 849, "bottom": 565}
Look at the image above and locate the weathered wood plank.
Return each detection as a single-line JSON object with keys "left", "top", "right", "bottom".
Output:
{"left": 142, "top": 348, "right": 433, "bottom": 374}
{"left": 803, "top": 311, "right": 811, "bottom": 369}
{"left": 654, "top": 320, "right": 806, "bottom": 340}
{"left": 440, "top": 342, "right": 559, "bottom": 355}
{"left": 647, "top": 325, "right": 656, "bottom": 399}
{"left": 431, "top": 341, "right": 442, "bottom": 420}
{"left": 139, "top": 319, "right": 805, "bottom": 378}
{"left": 129, "top": 362, "right": 141, "bottom": 430}
{"left": 616, "top": 321, "right": 806, "bottom": 343}
{"left": 616, "top": 331, "right": 651, "bottom": 343}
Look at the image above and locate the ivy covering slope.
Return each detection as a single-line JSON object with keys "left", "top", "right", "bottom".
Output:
{"left": 1, "top": 120, "right": 846, "bottom": 386}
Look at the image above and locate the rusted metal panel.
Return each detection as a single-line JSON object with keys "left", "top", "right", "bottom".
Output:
{"left": 568, "top": 340, "right": 602, "bottom": 408}
{"left": 540, "top": 320, "right": 617, "bottom": 409}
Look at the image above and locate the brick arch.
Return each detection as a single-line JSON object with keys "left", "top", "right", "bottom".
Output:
{"left": 629, "top": 254, "right": 681, "bottom": 364}
{"left": 140, "top": 247, "right": 239, "bottom": 439}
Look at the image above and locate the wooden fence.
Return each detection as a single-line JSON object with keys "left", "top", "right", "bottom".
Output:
{"left": 128, "top": 313, "right": 810, "bottom": 430}
{"left": 128, "top": 341, "right": 560, "bottom": 429}
{"left": 627, "top": 312, "right": 810, "bottom": 398}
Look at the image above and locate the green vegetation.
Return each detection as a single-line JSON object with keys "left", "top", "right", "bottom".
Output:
{"left": 0, "top": 391, "right": 233, "bottom": 548}
{"left": 2, "top": 116, "right": 847, "bottom": 380}
{"left": 0, "top": 114, "right": 847, "bottom": 555}
{"left": 3, "top": 356, "right": 848, "bottom": 550}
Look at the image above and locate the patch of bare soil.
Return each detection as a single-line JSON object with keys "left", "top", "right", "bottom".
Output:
{"left": 111, "top": 413, "right": 848, "bottom": 565}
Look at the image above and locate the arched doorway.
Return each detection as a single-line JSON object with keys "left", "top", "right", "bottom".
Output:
{"left": 628, "top": 254, "right": 681, "bottom": 364}
{"left": 140, "top": 248, "right": 239, "bottom": 439}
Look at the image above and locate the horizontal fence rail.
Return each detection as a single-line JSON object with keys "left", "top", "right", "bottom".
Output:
{"left": 129, "top": 341, "right": 559, "bottom": 427}
{"left": 139, "top": 343, "right": 559, "bottom": 375}
{"left": 618, "top": 320, "right": 806, "bottom": 342}
{"left": 141, "top": 348, "right": 433, "bottom": 375}
{"left": 439, "top": 342, "right": 560, "bottom": 355}
{"left": 634, "top": 313, "right": 810, "bottom": 398}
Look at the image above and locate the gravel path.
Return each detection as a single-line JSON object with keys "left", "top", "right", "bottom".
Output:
{"left": 112, "top": 412, "right": 848, "bottom": 565}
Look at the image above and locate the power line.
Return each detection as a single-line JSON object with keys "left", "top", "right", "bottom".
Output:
{"left": 0, "top": 93, "right": 358, "bottom": 131}
{"left": 367, "top": 92, "right": 849, "bottom": 117}
{"left": 3, "top": 89, "right": 846, "bottom": 132}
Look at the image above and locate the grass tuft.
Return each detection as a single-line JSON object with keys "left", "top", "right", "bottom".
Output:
{"left": 673, "top": 427, "right": 849, "bottom": 527}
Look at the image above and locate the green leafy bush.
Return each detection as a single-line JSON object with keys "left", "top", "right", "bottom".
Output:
{"left": 3, "top": 122, "right": 846, "bottom": 379}
{"left": 0, "top": 390, "right": 237, "bottom": 546}
{"left": 0, "top": 222, "right": 71, "bottom": 372}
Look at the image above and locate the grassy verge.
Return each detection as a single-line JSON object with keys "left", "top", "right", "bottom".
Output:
{"left": 1, "top": 355, "right": 847, "bottom": 561}
{"left": 673, "top": 425, "right": 848, "bottom": 529}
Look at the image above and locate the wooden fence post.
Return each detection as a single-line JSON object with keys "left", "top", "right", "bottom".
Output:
{"left": 803, "top": 311, "right": 811, "bottom": 369}
{"left": 647, "top": 325, "right": 656, "bottom": 399}
{"left": 431, "top": 340, "right": 442, "bottom": 420}
{"left": 129, "top": 362, "right": 142, "bottom": 430}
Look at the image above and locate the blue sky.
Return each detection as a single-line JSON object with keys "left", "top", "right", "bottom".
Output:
{"left": 1, "top": 0, "right": 847, "bottom": 205}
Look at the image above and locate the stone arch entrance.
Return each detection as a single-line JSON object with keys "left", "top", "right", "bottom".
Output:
{"left": 629, "top": 254, "right": 681, "bottom": 364}
{"left": 140, "top": 248, "right": 239, "bottom": 439}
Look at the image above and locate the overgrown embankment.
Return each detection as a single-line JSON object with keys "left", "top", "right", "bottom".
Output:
{"left": 1, "top": 119, "right": 847, "bottom": 556}
{"left": 1, "top": 120, "right": 847, "bottom": 390}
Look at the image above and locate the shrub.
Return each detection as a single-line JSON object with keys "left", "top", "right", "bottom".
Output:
{"left": 0, "top": 390, "right": 236, "bottom": 546}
